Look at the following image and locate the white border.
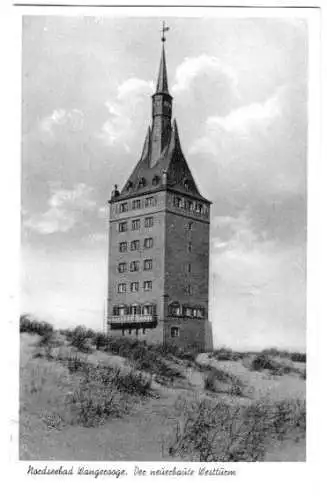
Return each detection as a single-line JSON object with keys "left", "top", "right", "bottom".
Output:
{"left": 1, "top": 2, "right": 325, "bottom": 499}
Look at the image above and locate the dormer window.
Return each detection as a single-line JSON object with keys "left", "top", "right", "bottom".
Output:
{"left": 138, "top": 177, "right": 146, "bottom": 188}
{"left": 126, "top": 181, "right": 133, "bottom": 191}
{"left": 152, "top": 175, "right": 160, "bottom": 186}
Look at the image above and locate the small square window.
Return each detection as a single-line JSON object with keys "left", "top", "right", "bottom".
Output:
{"left": 132, "top": 199, "right": 141, "bottom": 210}
{"left": 117, "top": 283, "right": 127, "bottom": 293}
{"left": 144, "top": 280, "right": 152, "bottom": 291}
{"left": 120, "top": 202, "right": 128, "bottom": 213}
{"left": 144, "top": 259, "right": 153, "bottom": 271}
{"left": 132, "top": 219, "right": 140, "bottom": 231}
{"left": 144, "top": 216, "right": 154, "bottom": 228}
{"left": 130, "top": 260, "right": 140, "bottom": 272}
{"left": 130, "top": 240, "right": 140, "bottom": 251}
{"left": 145, "top": 196, "right": 155, "bottom": 208}
{"left": 118, "top": 222, "right": 128, "bottom": 232}
{"left": 130, "top": 282, "right": 139, "bottom": 292}
{"left": 171, "top": 327, "right": 180, "bottom": 338}
{"left": 119, "top": 241, "right": 127, "bottom": 252}
{"left": 118, "top": 262, "right": 127, "bottom": 273}
{"left": 144, "top": 237, "right": 153, "bottom": 249}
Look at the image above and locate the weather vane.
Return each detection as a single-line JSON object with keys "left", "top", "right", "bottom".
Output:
{"left": 161, "top": 21, "right": 170, "bottom": 43}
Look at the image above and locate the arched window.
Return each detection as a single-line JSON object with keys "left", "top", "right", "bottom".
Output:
{"left": 169, "top": 302, "right": 181, "bottom": 317}
{"left": 152, "top": 175, "right": 160, "bottom": 186}
{"left": 138, "top": 177, "right": 146, "bottom": 188}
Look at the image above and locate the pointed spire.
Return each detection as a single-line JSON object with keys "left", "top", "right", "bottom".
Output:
{"left": 156, "top": 44, "right": 169, "bottom": 94}
{"left": 140, "top": 126, "right": 151, "bottom": 161}
{"left": 169, "top": 119, "right": 182, "bottom": 152}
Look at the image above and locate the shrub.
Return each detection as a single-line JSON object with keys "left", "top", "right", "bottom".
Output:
{"left": 20, "top": 314, "right": 54, "bottom": 336}
{"left": 167, "top": 396, "right": 306, "bottom": 462}
{"left": 64, "top": 357, "right": 152, "bottom": 427}
{"left": 211, "top": 348, "right": 244, "bottom": 362}
{"left": 102, "top": 338, "right": 184, "bottom": 383}
{"left": 262, "top": 348, "right": 306, "bottom": 363}
{"left": 204, "top": 367, "right": 244, "bottom": 396}
{"left": 68, "top": 325, "right": 93, "bottom": 353}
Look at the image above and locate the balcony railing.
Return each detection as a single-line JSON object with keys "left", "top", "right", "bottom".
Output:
{"left": 108, "top": 314, "right": 157, "bottom": 327}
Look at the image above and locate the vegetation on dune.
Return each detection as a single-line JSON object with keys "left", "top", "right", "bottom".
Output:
{"left": 249, "top": 353, "right": 305, "bottom": 377}
{"left": 167, "top": 396, "right": 306, "bottom": 462}
{"left": 204, "top": 367, "right": 244, "bottom": 397}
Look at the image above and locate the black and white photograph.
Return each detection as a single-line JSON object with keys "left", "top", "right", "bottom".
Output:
{"left": 7, "top": 3, "right": 321, "bottom": 471}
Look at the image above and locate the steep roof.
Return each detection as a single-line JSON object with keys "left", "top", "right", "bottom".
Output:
{"left": 111, "top": 42, "right": 210, "bottom": 204}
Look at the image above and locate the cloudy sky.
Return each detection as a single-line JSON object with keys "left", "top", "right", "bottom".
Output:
{"left": 21, "top": 15, "right": 307, "bottom": 350}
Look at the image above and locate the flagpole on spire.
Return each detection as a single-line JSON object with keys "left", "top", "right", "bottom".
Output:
{"left": 161, "top": 20, "right": 170, "bottom": 43}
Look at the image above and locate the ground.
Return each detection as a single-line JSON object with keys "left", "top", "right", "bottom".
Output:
{"left": 19, "top": 332, "right": 306, "bottom": 461}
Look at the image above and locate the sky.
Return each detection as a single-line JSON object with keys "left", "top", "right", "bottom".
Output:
{"left": 21, "top": 15, "right": 307, "bottom": 351}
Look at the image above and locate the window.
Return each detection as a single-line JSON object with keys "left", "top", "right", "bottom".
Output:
{"left": 126, "top": 181, "right": 133, "bottom": 191}
{"left": 187, "top": 222, "right": 193, "bottom": 231}
{"left": 187, "top": 263, "right": 192, "bottom": 273}
{"left": 119, "top": 241, "right": 127, "bottom": 253}
{"left": 118, "top": 305, "right": 126, "bottom": 316}
{"left": 117, "top": 283, "right": 127, "bottom": 294}
{"left": 118, "top": 221, "right": 127, "bottom": 232}
{"left": 130, "top": 240, "right": 140, "bottom": 251}
{"left": 130, "top": 260, "right": 140, "bottom": 272}
{"left": 152, "top": 175, "right": 160, "bottom": 186}
{"left": 171, "top": 326, "right": 180, "bottom": 338}
{"left": 144, "top": 237, "right": 153, "bottom": 249}
{"left": 131, "top": 305, "right": 140, "bottom": 315}
{"left": 130, "top": 282, "right": 139, "bottom": 292}
{"left": 142, "top": 304, "right": 153, "bottom": 316}
{"left": 170, "top": 303, "right": 182, "bottom": 316}
{"left": 174, "top": 197, "right": 183, "bottom": 208}
{"left": 144, "top": 259, "right": 153, "bottom": 271}
{"left": 187, "top": 201, "right": 194, "bottom": 211}
{"left": 185, "top": 306, "right": 193, "bottom": 317}
{"left": 145, "top": 196, "right": 155, "bottom": 208}
{"left": 118, "top": 262, "right": 127, "bottom": 273}
{"left": 188, "top": 242, "right": 192, "bottom": 252}
{"left": 132, "top": 219, "right": 140, "bottom": 231}
{"left": 132, "top": 199, "right": 141, "bottom": 210}
{"left": 120, "top": 202, "right": 128, "bottom": 213}
{"left": 197, "top": 308, "right": 204, "bottom": 318}
{"left": 144, "top": 281, "right": 152, "bottom": 291}
{"left": 185, "top": 285, "right": 192, "bottom": 296}
{"left": 144, "top": 216, "right": 153, "bottom": 228}
{"left": 138, "top": 177, "right": 146, "bottom": 188}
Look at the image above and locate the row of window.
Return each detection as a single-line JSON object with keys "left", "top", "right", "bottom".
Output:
{"left": 125, "top": 176, "right": 160, "bottom": 192}
{"left": 113, "top": 304, "right": 156, "bottom": 316}
{"left": 119, "top": 326, "right": 179, "bottom": 338}
{"left": 118, "top": 281, "right": 152, "bottom": 293}
{"left": 119, "top": 216, "right": 154, "bottom": 233}
{"left": 119, "top": 196, "right": 156, "bottom": 213}
{"left": 173, "top": 196, "right": 208, "bottom": 216}
{"left": 118, "top": 259, "right": 153, "bottom": 273}
{"left": 119, "top": 238, "right": 153, "bottom": 252}
{"left": 169, "top": 303, "right": 205, "bottom": 319}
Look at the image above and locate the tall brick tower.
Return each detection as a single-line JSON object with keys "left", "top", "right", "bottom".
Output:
{"left": 107, "top": 30, "right": 211, "bottom": 350}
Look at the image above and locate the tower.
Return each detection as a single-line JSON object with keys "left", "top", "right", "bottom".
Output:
{"left": 107, "top": 27, "right": 211, "bottom": 350}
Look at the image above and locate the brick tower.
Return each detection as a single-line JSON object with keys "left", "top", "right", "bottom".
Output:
{"left": 107, "top": 32, "right": 211, "bottom": 350}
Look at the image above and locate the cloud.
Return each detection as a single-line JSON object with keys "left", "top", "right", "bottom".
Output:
{"left": 99, "top": 77, "right": 154, "bottom": 148}
{"left": 190, "top": 89, "right": 282, "bottom": 157}
{"left": 210, "top": 212, "right": 306, "bottom": 350}
{"left": 24, "top": 183, "right": 96, "bottom": 234}
{"left": 172, "top": 54, "right": 238, "bottom": 95}
{"left": 40, "top": 108, "right": 84, "bottom": 136}
{"left": 206, "top": 93, "right": 281, "bottom": 135}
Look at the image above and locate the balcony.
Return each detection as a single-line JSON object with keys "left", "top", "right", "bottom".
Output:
{"left": 108, "top": 314, "right": 157, "bottom": 329}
